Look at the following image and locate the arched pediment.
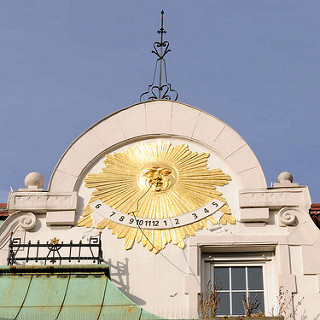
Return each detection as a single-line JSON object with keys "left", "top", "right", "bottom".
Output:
{"left": 49, "top": 100, "right": 266, "bottom": 192}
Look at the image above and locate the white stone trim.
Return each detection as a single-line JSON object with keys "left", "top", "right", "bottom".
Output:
{"left": 48, "top": 100, "right": 267, "bottom": 192}
{"left": 302, "top": 244, "right": 320, "bottom": 275}
{"left": 8, "top": 191, "right": 77, "bottom": 213}
{"left": 46, "top": 211, "right": 76, "bottom": 227}
{"left": 239, "top": 188, "right": 305, "bottom": 208}
{"left": 240, "top": 208, "right": 269, "bottom": 223}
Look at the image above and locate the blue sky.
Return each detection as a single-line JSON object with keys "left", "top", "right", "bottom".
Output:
{"left": 0, "top": 1, "right": 319, "bottom": 202}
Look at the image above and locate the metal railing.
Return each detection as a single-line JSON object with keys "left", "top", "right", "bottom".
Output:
{"left": 7, "top": 232, "right": 103, "bottom": 265}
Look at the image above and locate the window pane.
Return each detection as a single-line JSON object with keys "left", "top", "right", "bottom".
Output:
{"left": 232, "top": 292, "right": 246, "bottom": 315}
{"left": 214, "top": 267, "right": 229, "bottom": 290}
{"left": 217, "top": 292, "right": 230, "bottom": 315}
{"left": 231, "top": 267, "right": 246, "bottom": 290}
{"left": 248, "top": 266, "right": 263, "bottom": 290}
{"left": 248, "top": 292, "right": 264, "bottom": 314}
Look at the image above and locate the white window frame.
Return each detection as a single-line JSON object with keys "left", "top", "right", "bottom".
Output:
{"left": 202, "top": 252, "right": 275, "bottom": 316}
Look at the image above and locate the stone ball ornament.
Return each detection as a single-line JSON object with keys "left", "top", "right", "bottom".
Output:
{"left": 278, "top": 171, "right": 293, "bottom": 183}
{"left": 24, "top": 172, "right": 44, "bottom": 190}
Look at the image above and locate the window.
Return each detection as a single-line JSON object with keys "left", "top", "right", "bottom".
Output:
{"left": 215, "top": 266, "right": 264, "bottom": 315}
{"left": 202, "top": 252, "right": 274, "bottom": 316}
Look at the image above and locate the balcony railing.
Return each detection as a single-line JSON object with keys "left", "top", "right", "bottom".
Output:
{"left": 7, "top": 232, "right": 103, "bottom": 265}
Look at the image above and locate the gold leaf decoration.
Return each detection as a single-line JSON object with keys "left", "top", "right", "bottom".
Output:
{"left": 78, "top": 141, "right": 235, "bottom": 253}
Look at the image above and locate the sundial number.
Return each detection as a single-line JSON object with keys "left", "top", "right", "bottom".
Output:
{"left": 132, "top": 219, "right": 162, "bottom": 227}
{"left": 90, "top": 199, "right": 225, "bottom": 230}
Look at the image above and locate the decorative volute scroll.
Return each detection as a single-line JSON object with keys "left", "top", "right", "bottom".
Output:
{"left": 278, "top": 207, "right": 298, "bottom": 226}
{"left": 0, "top": 212, "right": 37, "bottom": 250}
{"left": 19, "top": 212, "right": 37, "bottom": 230}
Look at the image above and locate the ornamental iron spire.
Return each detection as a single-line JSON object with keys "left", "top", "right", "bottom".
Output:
{"left": 140, "top": 10, "right": 178, "bottom": 102}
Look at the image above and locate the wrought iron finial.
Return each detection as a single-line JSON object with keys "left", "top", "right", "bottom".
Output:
{"left": 50, "top": 237, "right": 60, "bottom": 245}
{"left": 140, "top": 10, "right": 178, "bottom": 102}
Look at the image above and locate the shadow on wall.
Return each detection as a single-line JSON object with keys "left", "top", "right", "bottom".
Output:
{"left": 301, "top": 309, "right": 320, "bottom": 320}
{"left": 107, "top": 257, "right": 146, "bottom": 305}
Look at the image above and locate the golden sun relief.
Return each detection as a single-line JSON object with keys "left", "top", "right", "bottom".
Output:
{"left": 78, "top": 141, "right": 235, "bottom": 253}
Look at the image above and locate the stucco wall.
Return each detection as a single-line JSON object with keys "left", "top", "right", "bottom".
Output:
{"left": 0, "top": 100, "right": 319, "bottom": 319}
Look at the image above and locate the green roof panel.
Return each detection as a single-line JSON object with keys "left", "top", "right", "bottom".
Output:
{"left": 0, "top": 274, "right": 32, "bottom": 319}
{"left": 17, "top": 275, "right": 69, "bottom": 319}
{"left": 58, "top": 274, "right": 107, "bottom": 320}
{"left": 103, "top": 280, "right": 136, "bottom": 306}
{"left": 0, "top": 265, "right": 163, "bottom": 320}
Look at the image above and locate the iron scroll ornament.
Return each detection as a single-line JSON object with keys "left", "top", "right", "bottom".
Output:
{"left": 140, "top": 10, "right": 178, "bottom": 102}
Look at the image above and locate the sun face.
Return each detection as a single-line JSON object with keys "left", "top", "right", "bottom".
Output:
{"left": 139, "top": 163, "right": 177, "bottom": 192}
{"left": 78, "top": 141, "right": 235, "bottom": 253}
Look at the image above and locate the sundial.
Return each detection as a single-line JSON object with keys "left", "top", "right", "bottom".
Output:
{"left": 78, "top": 140, "right": 235, "bottom": 253}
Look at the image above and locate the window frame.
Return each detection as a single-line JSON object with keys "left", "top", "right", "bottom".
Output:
{"left": 201, "top": 252, "right": 274, "bottom": 316}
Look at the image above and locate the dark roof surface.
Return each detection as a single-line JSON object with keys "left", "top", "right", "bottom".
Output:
{"left": 0, "top": 203, "right": 8, "bottom": 219}
{"left": 310, "top": 203, "right": 320, "bottom": 229}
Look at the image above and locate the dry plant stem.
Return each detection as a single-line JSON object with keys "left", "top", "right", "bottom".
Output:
{"left": 271, "top": 286, "right": 304, "bottom": 320}
{"left": 199, "top": 279, "right": 221, "bottom": 319}
{"left": 242, "top": 293, "right": 260, "bottom": 316}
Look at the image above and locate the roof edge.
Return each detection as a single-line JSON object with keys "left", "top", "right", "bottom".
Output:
{"left": 0, "top": 264, "right": 109, "bottom": 276}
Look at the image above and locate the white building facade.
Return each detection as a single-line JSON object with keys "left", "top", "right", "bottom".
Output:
{"left": 0, "top": 100, "right": 319, "bottom": 319}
